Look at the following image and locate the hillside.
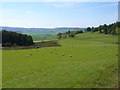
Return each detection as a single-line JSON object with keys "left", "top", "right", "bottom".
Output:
{"left": 2, "top": 32, "right": 118, "bottom": 88}
{"left": 1, "top": 30, "right": 34, "bottom": 47}
{"left": 0, "top": 26, "right": 85, "bottom": 41}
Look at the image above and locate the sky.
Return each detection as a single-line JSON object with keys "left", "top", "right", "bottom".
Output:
{"left": 0, "top": 2, "right": 118, "bottom": 28}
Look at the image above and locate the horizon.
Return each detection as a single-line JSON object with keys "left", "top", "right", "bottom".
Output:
{"left": 1, "top": 2, "right": 118, "bottom": 28}
{"left": 0, "top": 25, "right": 86, "bottom": 29}
{"left": 0, "top": 21, "right": 117, "bottom": 29}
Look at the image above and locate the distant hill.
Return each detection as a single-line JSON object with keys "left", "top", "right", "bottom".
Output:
{"left": 54, "top": 27, "right": 85, "bottom": 30}
{"left": 0, "top": 26, "right": 52, "bottom": 32}
{"left": 0, "top": 26, "right": 85, "bottom": 41}
{"left": 0, "top": 26, "right": 85, "bottom": 32}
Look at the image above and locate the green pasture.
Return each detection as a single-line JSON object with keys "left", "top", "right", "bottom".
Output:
{"left": 0, "top": 50, "right": 2, "bottom": 89}
{"left": 2, "top": 32, "right": 118, "bottom": 88}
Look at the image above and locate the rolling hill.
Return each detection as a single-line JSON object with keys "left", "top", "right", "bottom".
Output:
{"left": 0, "top": 26, "right": 85, "bottom": 41}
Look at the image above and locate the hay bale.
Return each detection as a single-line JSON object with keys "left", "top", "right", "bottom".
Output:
{"left": 116, "top": 54, "right": 118, "bottom": 56}
{"left": 99, "top": 67, "right": 105, "bottom": 70}
{"left": 96, "top": 51, "right": 99, "bottom": 53}
{"left": 29, "top": 54, "right": 32, "bottom": 55}
{"left": 69, "top": 55, "right": 72, "bottom": 57}
{"left": 62, "top": 53, "right": 65, "bottom": 56}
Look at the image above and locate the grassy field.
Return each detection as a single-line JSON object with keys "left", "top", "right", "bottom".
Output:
{"left": 2, "top": 32, "right": 118, "bottom": 88}
{"left": 0, "top": 49, "right": 2, "bottom": 89}
{"left": 22, "top": 28, "right": 82, "bottom": 41}
{"left": 33, "top": 35, "right": 58, "bottom": 42}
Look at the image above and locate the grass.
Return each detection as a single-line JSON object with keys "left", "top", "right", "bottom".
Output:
{"left": 33, "top": 35, "right": 58, "bottom": 42}
{"left": 2, "top": 32, "right": 118, "bottom": 88}
{"left": 0, "top": 49, "right": 2, "bottom": 89}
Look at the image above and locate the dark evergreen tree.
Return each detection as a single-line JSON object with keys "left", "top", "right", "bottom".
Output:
{"left": 1, "top": 30, "right": 34, "bottom": 47}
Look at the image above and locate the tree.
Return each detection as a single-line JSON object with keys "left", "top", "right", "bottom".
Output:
{"left": 85, "top": 22, "right": 120, "bottom": 35}
{"left": 103, "top": 24, "right": 108, "bottom": 34}
{"left": 99, "top": 25, "right": 103, "bottom": 33}
{"left": 115, "top": 27, "right": 120, "bottom": 35}
{"left": 86, "top": 27, "right": 91, "bottom": 32}
{"left": 62, "top": 34, "right": 67, "bottom": 39}
{"left": 75, "top": 30, "right": 83, "bottom": 34}
{"left": 68, "top": 32, "right": 76, "bottom": 38}
{"left": 110, "top": 24, "right": 116, "bottom": 35}
{"left": 91, "top": 27, "right": 99, "bottom": 32}
{"left": 66, "top": 30, "right": 71, "bottom": 34}
{"left": 2, "top": 30, "right": 34, "bottom": 47}
{"left": 57, "top": 33, "right": 62, "bottom": 39}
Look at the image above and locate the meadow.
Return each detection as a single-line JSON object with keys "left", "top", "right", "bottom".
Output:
{"left": 0, "top": 50, "right": 2, "bottom": 89}
{"left": 2, "top": 32, "right": 118, "bottom": 88}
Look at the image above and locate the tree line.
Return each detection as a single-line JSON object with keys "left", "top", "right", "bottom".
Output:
{"left": 0, "top": 30, "right": 34, "bottom": 47}
{"left": 57, "top": 22, "right": 120, "bottom": 39}
{"left": 86, "top": 22, "right": 120, "bottom": 35}
{"left": 57, "top": 30, "right": 84, "bottom": 39}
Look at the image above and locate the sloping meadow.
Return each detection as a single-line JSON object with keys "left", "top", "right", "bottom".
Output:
{"left": 2, "top": 32, "right": 118, "bottom": 88}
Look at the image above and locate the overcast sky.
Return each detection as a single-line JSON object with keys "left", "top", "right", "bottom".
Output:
{"left": 1, "top": 2, "right": 118, "bottom": 28}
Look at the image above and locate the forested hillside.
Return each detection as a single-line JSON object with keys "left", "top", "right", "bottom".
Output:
{"left": 1, "top": 30, "right": 34, "bottom": 47}
{"left": 86, "top": 22, "right": 120, "bottom": 34}
{"left": 57, "top": 22, "right": 120, "bottom": 40}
